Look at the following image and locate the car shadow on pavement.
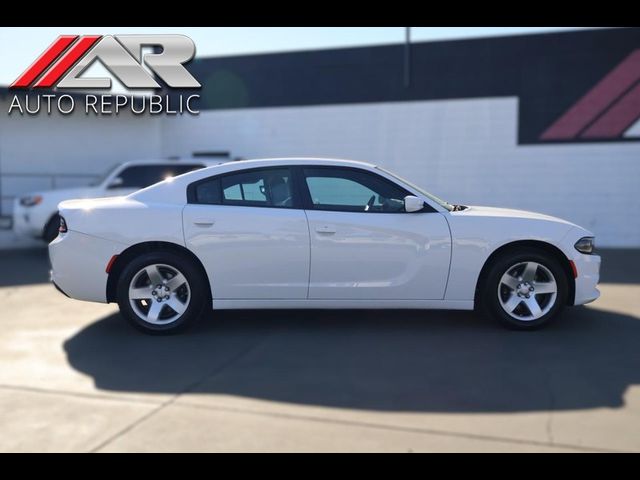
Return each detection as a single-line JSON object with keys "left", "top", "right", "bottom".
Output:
{"left": 0, "top": 248, "right": 49, "bottom": 287}
{"left": 63, "top": 305, "right": 640, "bottom": 413}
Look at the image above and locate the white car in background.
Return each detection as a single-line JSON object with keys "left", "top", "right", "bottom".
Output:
{"left": 49, "top": 158, "right": 601, "bottom": 334}
{"left": 13, "top": 159, "right": 223, "bottom": 243}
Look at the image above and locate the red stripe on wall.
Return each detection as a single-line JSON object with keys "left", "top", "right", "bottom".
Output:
{"left": 581, "top": 82, "right": 640, "bottom": 139}
{"left": 9, "top": 35, "right": 78, "bottom": 88}
{"left": 540, "top": 49, "right": 640, "bottom": 140}
{"left": 33, "top": 35, "right": 102, "bottom": 88}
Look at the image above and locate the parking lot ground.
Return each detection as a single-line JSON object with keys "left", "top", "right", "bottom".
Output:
{"left": 0, "top": 247, "right": 639, "bottom": 452}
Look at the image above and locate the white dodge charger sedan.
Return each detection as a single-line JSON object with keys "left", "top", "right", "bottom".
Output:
{"left": 49, "top": 158, "right": 600, "bottom": 334}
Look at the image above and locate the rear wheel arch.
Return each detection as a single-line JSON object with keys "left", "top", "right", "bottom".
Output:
{"left": 106, "top": 241, "right": 211, "bottom": 304}
{"left": 474, "top": 240, "right": 575, "bottom": 308}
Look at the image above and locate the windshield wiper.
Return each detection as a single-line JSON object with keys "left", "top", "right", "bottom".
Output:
{"left": 451, "top": 204, "right": 468, "bottom": 211}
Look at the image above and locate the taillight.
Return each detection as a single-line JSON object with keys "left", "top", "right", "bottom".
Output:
{"left": 58, "top": 216, "right": 68, "bottom": 233}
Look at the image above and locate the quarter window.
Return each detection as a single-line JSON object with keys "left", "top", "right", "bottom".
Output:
{"left": 193, "top": 168, "right": 294, "bottom": 208}
{"left": 303, "top": 168, "right": 408, "bottom": 213}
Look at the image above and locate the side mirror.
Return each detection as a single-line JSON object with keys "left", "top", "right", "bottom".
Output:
{"left": 108, "top": 176, "right": 124, "bottom": 189}
{"left": 404, "top": 195, "right": 426, "bottom": 213}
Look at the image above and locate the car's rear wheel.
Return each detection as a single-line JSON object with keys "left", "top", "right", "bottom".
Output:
{"left": 478, "top": 248, "right": 568, "bottom": 330}
{"left": 116, "top": 251, "right": 208, "bottom": 334}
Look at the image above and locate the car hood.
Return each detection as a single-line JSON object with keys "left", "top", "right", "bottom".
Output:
{"left": 455, "top": 205, "right": 579, "bottom": 228}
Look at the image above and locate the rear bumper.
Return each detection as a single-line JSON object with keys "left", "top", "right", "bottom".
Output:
{"left": 573, "top": 252, "right": 601, "bottom": 305}
{"left": 49, "top": 230, "right": 124, "bottom": 303}
{"left": 51, "top": 276, "right": 71, "bottom": 298}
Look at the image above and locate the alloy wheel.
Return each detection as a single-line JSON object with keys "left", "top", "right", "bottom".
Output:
{"left": 497, "top": 261, "right": 558, "bottom": 321}
{"left": 128, "top": 263, "right": 191, "bottom": 324}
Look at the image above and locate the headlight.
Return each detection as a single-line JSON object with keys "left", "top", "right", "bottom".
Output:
{"left": 58, "top": 216, "right": 68, "bottom": 234}
{"left": 575, "top": 236, "right": 595, "bottom": 254}
{"left": 19, "top": 195, "right": 43, "bottom": 207}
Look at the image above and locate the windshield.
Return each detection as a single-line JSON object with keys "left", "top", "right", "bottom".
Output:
{"left": 90, "top": 163, "right": 121, "bottom": 186}
{"left": 376, "top": 166, "right": 454, "bottom": 212}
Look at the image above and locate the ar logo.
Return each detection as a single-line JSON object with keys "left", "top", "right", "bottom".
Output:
{"left": 11, "top": 34, "right": 201, "bottom": 90}
{"left": 541, "top": 49, "right": 640, "bottom": 141}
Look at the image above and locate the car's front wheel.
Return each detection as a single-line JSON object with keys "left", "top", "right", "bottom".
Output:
{"left": 116, "top": 251, "right": 208, "bottom": 334}
{"left": 478, "top": 248, "right": 568, "bottom": 330}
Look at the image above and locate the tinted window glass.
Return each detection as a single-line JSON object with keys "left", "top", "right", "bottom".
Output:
{"left": 303, "top": 168, "right": 407, "bottom": 213}
{"left": 110, "top": 164, "right": 204, "bottom": 189}
{"left": 194, "top": 178, "right": 221, "bottom": 204}
{"left": 194, "top": 168, "right": 293, "bottom": 208}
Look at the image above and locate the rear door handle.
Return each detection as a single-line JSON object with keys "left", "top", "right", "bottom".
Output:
{"left": 315, "top": 224, "right": 336, "bottom": 234}
{"left": 193, "top": 219, "right": 215, "bottom": 227}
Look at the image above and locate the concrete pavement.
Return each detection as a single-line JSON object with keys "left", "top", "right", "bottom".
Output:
{"left": 0, "top": 248, "right": 639, "bottom": 452}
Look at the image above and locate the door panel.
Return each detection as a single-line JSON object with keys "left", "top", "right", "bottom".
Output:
{"left": 183, "top": 204, "right": 310, "bottom": 299}
{"left": 306, "top": 210, "right": 451, "bottom": 300}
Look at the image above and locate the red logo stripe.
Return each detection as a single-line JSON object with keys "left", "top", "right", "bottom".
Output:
{"left": 581, "top": 82, "right": 640, "bottom": 138}
{"left": 33, "top": 35, "right": 102, "bottom": 89}
{"left": 540, "top": 50, "right": 640, "bottom": 140}
{"left": 9, "top": 35, "right": 78, "bottom": 88}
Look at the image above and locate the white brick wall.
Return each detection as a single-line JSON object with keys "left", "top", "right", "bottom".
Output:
{"left": 0, "top": 107, "right": 163, "bottom": 175}
{"left": 0, "top": 101, "right": 163, "bottom": 215}
{"left": 163, "top": 98, "right": 640, "bottom": 247}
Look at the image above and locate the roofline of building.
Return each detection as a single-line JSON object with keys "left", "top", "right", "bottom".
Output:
{"left": 0, "top": 27, "right": 621, "bottom": 93}
{"left": 186, "top": 27, "right": 615, "bottom": 62}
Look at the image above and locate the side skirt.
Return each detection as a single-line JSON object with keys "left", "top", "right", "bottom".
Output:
{"left": 211, "top": 299, "right": 474, "bottom": 310}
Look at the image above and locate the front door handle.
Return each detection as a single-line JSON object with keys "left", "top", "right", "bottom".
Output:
{"left": 193, "top": 219, "right": 215, "bottom": 227}
{"left": 315, "top": 225, "right": 336, "bottom": 234}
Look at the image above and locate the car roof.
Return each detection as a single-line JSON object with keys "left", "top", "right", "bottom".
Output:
{"left": 119, "top": 158, "right": 228, "bottom": 167}
{"left": 130, "top": 157, "right": 380, "bottom": 204}
{"left": 213, "top": 157, "right": 377, "bottom": 169}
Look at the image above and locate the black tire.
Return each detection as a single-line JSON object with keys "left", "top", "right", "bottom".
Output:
{"left": 116, "top": 251, "right": 209, "bottom": 334}
{"left": 477, "top": 248, "right": 568, "bottom": 330}
{"left": 43, "top": 213, "right": 61, "bottom": 243}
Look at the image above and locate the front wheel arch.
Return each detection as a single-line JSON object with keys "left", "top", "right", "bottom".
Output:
{"left": 106, "top": 241, "right": 211, "bottom": 305}
{"left": 474, "top": 240, "right": 575, "bottom": 309}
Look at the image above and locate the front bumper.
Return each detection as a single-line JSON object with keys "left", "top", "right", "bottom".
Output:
{"left": 49, "top": 230, "right": 123, "bottom": 303}
{"left": 572, "top": 252, "right": 601, "bottom": 305}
